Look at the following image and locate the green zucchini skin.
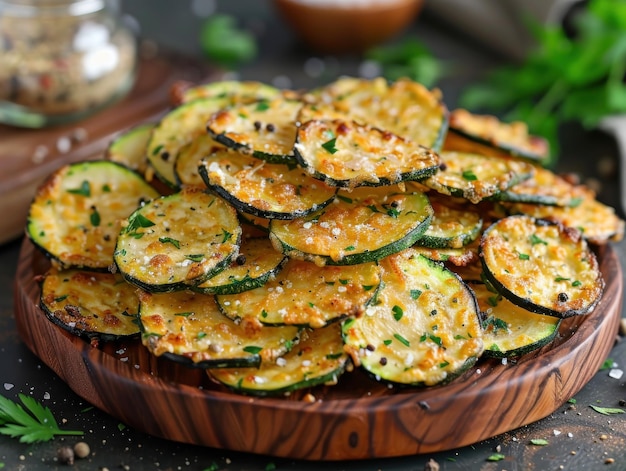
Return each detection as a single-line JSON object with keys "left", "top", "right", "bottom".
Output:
{"left": 293, "top": 119, "right": 440, "bottom": 188}
{"left": 146, "top": 97, "right": 234, "bottom": 189}
{"left": 114, "top": 187, "right": 242, "bottom": 293}
{"left": 216, "top": 258, "right": 381, "bottom": 328}
{"left": 416, "top": 198, "right": 483, "bottom": 249}
{"left": 197, "top": 147, "right": 337, "bottom": 220}
{"left": 27, "top": 160, "right": 160, "bottom": 271}
{"left": 479, "top": 215, "right": 604, "bottom": 318}
{"left": 138, "top": 289, "right": 301, "bottom": 369}
{"left": 269, "top": 185, "right": 433, "bottom": 266}
{"left": 39, "top": 268, "right": 140, "bottom": 342}
{"left": 106, "top": 122, "right": 155, "bottom": 175}
{"left": 469, "top": 282, "right": 560, "bottom": 358}
{"left": 209, "top": 323, "right": 349, "bottom": 396}
{"left": 342, "top": 248, "right": 484, "bottom": 387}
{"left": 206, "top": 98, "right": 302, "bottom": 164}
{"left": 192, "top": 237, "right": 288, "bottom": 295}
{"left": 423, "top": 151, "right": 535, "bottom": 204}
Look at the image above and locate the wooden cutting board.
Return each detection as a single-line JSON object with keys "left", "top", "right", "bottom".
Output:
{"left": 0, "top": 50, "right": 212, "bottom": 245}
{"left": 13, "top": 238, "right": 622, "bottom": 460}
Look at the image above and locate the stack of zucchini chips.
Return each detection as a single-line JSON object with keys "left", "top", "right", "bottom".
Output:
{"left": 28, "top": 77, "right": 624, "bottom": 396}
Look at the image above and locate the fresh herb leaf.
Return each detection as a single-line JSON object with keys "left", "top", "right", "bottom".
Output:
{"left": 322, "top": 137, "right": 338, "bottom": 154}
{"left": 530, "top": 438, "right": 549, "bottom": 446}
{"left": 462, "top": 169, "right": 477, "bottom": 181}
{"left": 67, "top": 180, "right": 91, "bottom": 197}
{"left": 393, "top": 333, "right": 410, "bottom": 347}
{"left": 487, "top": 453, "right": 506, "bottom": 462}
{"left": 392, "top": 305, "right": 403, "bottom": 321}
{"left": 159, "top": 237, "right": 181, "bottom": 249}
{"left": 590, "top": 405, "right": 625, "bottom": 415}
{"left": 243, "top": 346, "right": 262, "bottom": 354}
{"left": 200, "top": 14, "right": 257, "bottom": 69}
{"left": 0, "top": 394, "right": 82, "bottom": 443}
{"left": 529, "top": 234, "right": 547, "bottom": 245}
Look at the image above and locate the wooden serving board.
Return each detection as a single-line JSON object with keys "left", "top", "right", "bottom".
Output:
{"left": 13, "top": 238, "right": 623, "bottom": 460}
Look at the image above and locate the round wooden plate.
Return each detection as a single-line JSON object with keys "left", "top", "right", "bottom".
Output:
{"left": 13, "top": 238, "right": 623, "bottom": 460}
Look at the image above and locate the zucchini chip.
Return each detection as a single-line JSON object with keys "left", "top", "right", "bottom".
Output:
{"left": 495, "top": 166, "right": 586, "bottom": 207}
{"left": 192, "top": 237, "right": 287, "bottom": 295}
{"left": 179, "top": 80, "right": 281, "bottom": 105}
{"left": 40, "top": 268, "right": 140, "bottom": 342}
{"left": 198, "top": 147, "right": 337, "bottom": 220}
{"left": 342, "top": 248, "right": 484, "bottom": 386}
{"left": 294, "top": 119, "right": 440, "bottom": 188}
{"left": 423, "top": 151, "right": 535, "bottom": 203}
{"left": 146, "top": 97, "right": 233, "bottom": 188}
{"left": 114, "top": 187, "right": 241, "bottom": 292}
{"left": 480, "top": 215, "right": 604, "bottom": 317}
{"left": 216, "top": 258, "right": 381, "bottom": 328}
{"left": 139, "top": 290, "right": 301, "bottom": 368}
{"left": 416, "top": 198, "right": 483, "bottom": 249}
{"left": 304, "top": 77, "right": 448, "bottom": 151}
{"left": 445, "top": 108, "right": 549, "bottom": 163}
{"left": 503, "top": 185, "right": 625, "bottom": 245}
{"left": 27, "top": 160, "right": 160, "bottom": 270}
{"left": 106, "top": 122, "right": 154, "bottom": 175}
{"left": 209, "top": 322, "right": 349, "bottom": 396}
{"left": 269, "top": 185, "right": 433, "bottom": 265}
{"left": 469, "top": 282, "right": 560, "bottom": 358}
{"left": 174, "top": 133, "right": 227, "bottom": 187}
{"left": 206, "top": 97, "right": 302, "bottom": 163}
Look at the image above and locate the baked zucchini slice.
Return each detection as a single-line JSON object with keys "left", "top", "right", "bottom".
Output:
{"left": 174, "top": 133, "right": 227, "bottom": 188}
{"left": 468, "top": 282, "right": 561, "bottom": 358}
{"left": 27, "top": 160, "right": 160, "bottom": 270}
{"left": 413, "top": 240, "right": 480, "bottom": 267}
{"left": 480, "top": 215, "right": 604, "bottom": 317}
{"left": 197, "top": 146, "right": 337, "bottom": 220}
{"left": 138, "top": 290, "right": 301, "bottom": 368}
{"left": 114, "top": 187, "right": 241, "bottom": 292}
{"left": 206, "top": 98, "right": 302, "bottom": 163}
{"left": 422, "top": 151, "right": 535, "bottom": 204}
{"left": 493, "top": 166, "right": 585, "bottom": 207}
{"left": 416, "top": 198, "right": 483, "bottom": 249}
{"left": 146, "top": 97, "right": 232, "bottom": 188}
{"left": 342, "top": 248, "right": 484, "bottom": 386}
{"left": 269, "top": 185, "right": 433, "bottom": 265}
{"left": 304, "top": 77, "right": 448, "bottom": 151}
{"left": 293, "top": 119, "right": 440, "bottom": 188}
{"left": 209, "top": 322, "right": 349, "bottom": 396}
{"left": 179, "top": 80, "right": 281, "bottom": 105}
{"left": 192, "top": 237, "right": 287, "bottom": 295}
{"left": 40, "top": 268, "right": 140, "bottom": 342}
{"left": 502, "top": 185, "right": 625, "bottom": 245}
{"left": 216, "top": 258, "right": 381, "bottom": 328}
{"left": 445, "top": 108, "right": 549, "bottom": 164}
{"left": 106, "top": 122, "right": 154, "bottom": 175}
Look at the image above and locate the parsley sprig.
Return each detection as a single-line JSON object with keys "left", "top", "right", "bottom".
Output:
{"left": 461, "top": 0, "right": 626, "bottom": 165}
{"left": 0, "top": 394, "right": 83, "bottom": 443}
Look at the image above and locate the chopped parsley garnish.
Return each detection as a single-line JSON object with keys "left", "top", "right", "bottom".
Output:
{"left": 90, "top": 208, "right": 101, "bottom": 227}
{"left": 174, "top": 312, "right": 194, "bottom": 317}
{"left": 126, "top": 213, "right": 155, "bottom": 232}
{"left": 322, "top": 137, "right": 338, "bottom": 154}
{"left": 67, "top": 180, "right": 91, "bottom": 197}
{"left": 185, "top": 254, "right": 205, "bottom": 262}
{"left": 529, "top": 234, "right": 547, "bottom": 245}
{"left": 255, "top": 101, "right": 270, "bottom": 112}
{"left": 410, "top": 289, "right": 422, "bottom": 299}
{"left": 159, "top": 237, "right": 181, "bottom": 249}
{"left": 221, "top": 229, "right": 233, "bottom": 243}
{"left": 461, "top": 169, "right": 477, "bottom": 181}
{"left": 243, "top": 346, "right": 263, "bottom": 354}
{"left": 393, "top": 333, "right": 410, "bottom": 347}
{"left": 518, "top": 252, "right": 530, "bottom": 260}
{"left": 392, "top": 305, "right": 403, "bottom": 321}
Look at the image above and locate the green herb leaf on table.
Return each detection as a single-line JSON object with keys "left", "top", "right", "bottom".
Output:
{"left": 0, "top": 393, "right": 83, "bottom": 443}
{"left": 589, "top": 405, "right": 626, "bottom": 415}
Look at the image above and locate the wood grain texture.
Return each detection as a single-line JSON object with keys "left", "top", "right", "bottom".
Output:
{"left": 13, "top": 239, "right": 622, "bottom": 460}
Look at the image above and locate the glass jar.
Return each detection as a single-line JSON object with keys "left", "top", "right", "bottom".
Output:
{"left": 0, "top": 0, "right": 137, "bottom": 127}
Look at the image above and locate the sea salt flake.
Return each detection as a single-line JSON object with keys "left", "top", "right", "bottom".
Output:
{"left": 4, "top": 383, "right": 14, "bottom": 391}
{"left": 553, "top": 429, "right": 561, "bottom": 436}
{"left": 609, "top": 368, "right": 623, "bottom": 379}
